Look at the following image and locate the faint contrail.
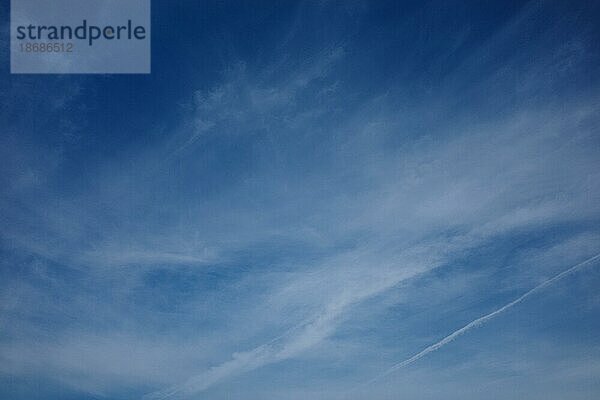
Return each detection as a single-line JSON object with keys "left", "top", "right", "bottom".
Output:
{"left": 363, "top": 253, "right": 600, "bottom": 386}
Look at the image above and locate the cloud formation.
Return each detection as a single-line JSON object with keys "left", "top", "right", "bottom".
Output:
{"left": 1, "top": 1, "right": 600, "bottom": 400}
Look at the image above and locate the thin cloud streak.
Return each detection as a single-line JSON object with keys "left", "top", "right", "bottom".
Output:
{"left": 361, "top": 253, "right": 600, "bottom": 387}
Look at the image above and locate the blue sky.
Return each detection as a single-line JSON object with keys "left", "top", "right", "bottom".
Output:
{"left": 1, "top": 1, "right": 600, "bottom": 399}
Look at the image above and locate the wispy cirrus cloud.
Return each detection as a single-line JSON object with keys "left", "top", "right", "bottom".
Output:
{"left": 1, "top": 2, "right": 600, "bottom": 400}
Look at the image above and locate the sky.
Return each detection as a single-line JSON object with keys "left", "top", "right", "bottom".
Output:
{"left": 1, "top": 1, "right": 600, "bottom": 399}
